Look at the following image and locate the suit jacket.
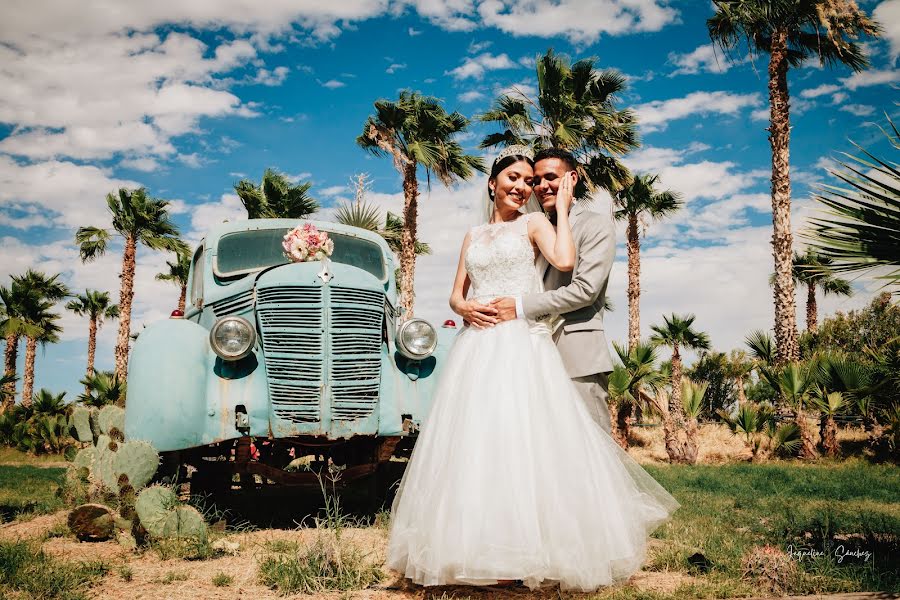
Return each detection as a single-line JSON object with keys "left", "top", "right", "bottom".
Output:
{"left": 522, "top": 201, "right": 616, "bottom": 378}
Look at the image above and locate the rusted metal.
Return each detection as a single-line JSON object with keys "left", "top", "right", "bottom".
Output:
{"left": 236, "top": 461, "right": 377, "bottom": 486}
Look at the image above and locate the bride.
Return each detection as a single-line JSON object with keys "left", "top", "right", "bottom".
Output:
{"left": 385, "top": 147, "right": 680, "bottom": 592}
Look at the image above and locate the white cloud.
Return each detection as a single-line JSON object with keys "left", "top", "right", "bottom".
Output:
{"left": 799, "top": 83, "right": 840, "bottom": 98}
{"left": 408, "top": 27, "right": 422, "bottom": 36}
{"left": 468, "top": 40, "right": 492, "bottom": 54}
{"left": 839, "top": 103, "right": 876, "bottom": 117}
{"left": 634, "top": 91, "right": 761, "bottom": 132}
{"left": 458, "top": 90, "right": 486, "bottom": 103}
{"left": 0, "top": 156, "right": 139, "bottom": 230}
{"left": 475, "top": 0, "right": 679, "bottom": 45}
{"left": 186, "top": 193, "right": 248, "bottom": 240}
{"left": 830, "top": 92, "right": 849, "bottom": 105}
{"left": 447, "top": 52, "right": 518, "bottom": 80}
{"left": 119, "top": 157, "right": 161, "bottom": 172}
{"left": 319, "top": 185, "right": 347, "bottom": 197}
{"left": 250, "top": 66, "right": 290, "bottom": 86}
{"left": 386, "top": 63, "right": 407, "bottom": 74}
{"left": 667, "top": 44, "right": 733, "bottom": 75}
{"left": 841, "top": 68, "right": 900, "bottom": 90}
{"left": 0, "top": 32, "right": 256, "bottom": 161}
{"left": 873, "top": 0, "right": 900, "bottom": 63}
{"left": 319, "top": 79, "right": 346, "bottom": 89}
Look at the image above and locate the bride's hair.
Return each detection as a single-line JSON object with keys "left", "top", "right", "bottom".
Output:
{"left": 488, "top": 154, "right": 534, "bottom": 200}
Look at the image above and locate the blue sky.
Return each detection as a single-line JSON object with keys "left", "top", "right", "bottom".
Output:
{"left": 1, "top": 0, "right": 898, "bottom": 400}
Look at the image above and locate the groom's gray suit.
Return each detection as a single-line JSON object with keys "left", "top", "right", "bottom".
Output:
{"left": 522, "top": 200, "right": 616, "bottom": 433}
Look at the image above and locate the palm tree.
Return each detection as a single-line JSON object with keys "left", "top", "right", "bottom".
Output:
{"left": 480, "top": 49, "right": 638, "bottom": 196}
{"left": 681, "top": 378, "right": 709, "bottom": 464}
{"left": 76, "top": 188, "right": 187, "bottom": 381}
{"left": 78, "top": 371, "right": 126, "bottom": 408}
{"left": 745, "top": 329, "right": 776, "bottom": 365}
{"left": 650, "top": 313, "right": 711, "bottom": 463}
{"left": 610, "top": 341, "right": 666, "bottom": 449}
{"left": 66, "top": 290, "right": 119, "bottom": 380}
{"left": 726, "top": 349, "right": 755, "bottom": 407}
{"left": 1, "top": 283, "right": 39, "bottom": 410}
{"left": 804, "top": 118, "right": 899, "bottom": 288}
{"left": 155, "top": 251, "right": 191, "bottom": 313}
{"left": 234, "top": 168, "right": 319, "bottom": 219}
{"left": 760, "top": 362, "right": 818, "bottom": 459}
{"left": 708, "top": 1, "right": 880, "bottom": 364}
{"left": 614, "top": 174, "right": 683, "bottom": 346}
{"left": 770, "top": 250, "right": 853, "bottom": 332}
{"left": 357, "top": 91, "right": 483, "bottom": 316}
{"left": 810, "top": 388, "right": 846, "bottom": 457}
{"left": 11, "top": 271, "right": 68, "bottom": 407}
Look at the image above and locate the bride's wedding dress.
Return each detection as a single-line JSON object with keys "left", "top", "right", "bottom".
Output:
{"left": 386, "top": 214, "right": 680, "bottom": 591}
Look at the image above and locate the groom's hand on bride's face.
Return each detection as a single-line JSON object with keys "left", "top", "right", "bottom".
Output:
{"left": 491, "top": 297, "right": 517, "bottom": 322}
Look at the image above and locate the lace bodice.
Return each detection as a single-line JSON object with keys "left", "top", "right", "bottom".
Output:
{"left": 465, "top": 214, "right": 541, "bottom": 302}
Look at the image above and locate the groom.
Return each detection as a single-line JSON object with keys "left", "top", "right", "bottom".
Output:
{"left": 492, "top": 148, "right": 616, "bottom": 433}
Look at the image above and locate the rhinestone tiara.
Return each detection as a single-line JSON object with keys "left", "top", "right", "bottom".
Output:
{"left": 493, "top": 144, "right": 534, "bottom": 164}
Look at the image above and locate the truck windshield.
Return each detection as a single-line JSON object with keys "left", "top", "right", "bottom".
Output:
{"left": 216, "top": 228, "right": 386, "bottom": 280}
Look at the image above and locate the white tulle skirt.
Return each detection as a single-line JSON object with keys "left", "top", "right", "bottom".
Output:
{"left": 386, "top": 319, "right": 681, "bottom": 592}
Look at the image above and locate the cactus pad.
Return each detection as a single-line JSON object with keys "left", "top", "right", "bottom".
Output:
{"left": 70, "top": 406, "right": 93, "bottom": 443}
{"left": 135, "top": 485, "right": 178, "bottom": 536}
{"left": 73, "top": 446, "right": 95, "bottom": 470}
{"left": 135, "top": 486, "right": 206, "bottom": 539}
{"left": 112, "top": 440, "right": 159, "bottom": 490}
{"left": 88, "top": 407, "right": 101, "bottom": 438}
{"left": 92, "top": 435, "right": 119, "bottom": 491}
{"left": 68, "top": 503, "right": 116, "bottom": 541}
{"left": 99, "top": 405, "right": 125, "bottom": 436}
{"left": 160, "top": 506, "right": 207, "bottom": 539}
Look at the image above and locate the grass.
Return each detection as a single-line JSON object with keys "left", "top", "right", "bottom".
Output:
{"left": 622, "top": 458, "right": 900, "bottom": 598}
{"left": 0, "top": 464, "right": 66, "bottom": 522}
{"left": 0, "top": 540, "right": 108, "bottom": 600}
{"left": 212, "top": 571, "right": 233, "bottom": 587}
{"left": 0, "top": 447, "right": 68, "bottom": 465}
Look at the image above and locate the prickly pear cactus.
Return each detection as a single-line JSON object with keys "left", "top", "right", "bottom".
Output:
{"left": 69, "top": 406, "right": 94, "bottom": 443}
{"left": 112, "top": 441, "right": 159, "bottom": 490}
{"left": 92, "top": 434, "right": 119, "bottom": 491}
{"left": 99, "top": 405, "right": 125, "bottom": 438}
{"left": 71, "top": 447, "right": 95, "bottom": 476}
{"left": 135, "top": 485, "right": 208, "bottom": 540}
{"left": 741, "top": 545, "right": 798, "bottom": 594}
{"left": 89, "top": 407, "right": 101, "bottom": 438}
{"left": 68, "top": 503, "right": 116, "bottom": 541}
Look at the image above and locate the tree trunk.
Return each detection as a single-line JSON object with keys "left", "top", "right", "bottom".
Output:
{"left": 87, "top": 317, "right": 97, "bottom": 378}
{"left": 736, "top": 375, "right": 747, "bottom": 407}
{"left": 819, "top": 413, "right": 839, "bottom": 458}
{"left": 399, "top": 162, "right": 419, "bottom": 319}
{"left": 2, "top": 334, "right": 18, "bottom": 412}
{"left": 626, "top": 214, "right": 641, "bottom": 348}
{"left": 115, "top": 235, "right": 137, "bottom": 382}
{"left": 178, "top": 284, "right": 187, "bottom": 313}
{"left": 806, "top": 283, "right": 818, "bottom": 333}
{"left": 665, "top": 346, "right": 688, "bottom": 463}
{"left": 22, "top": 336, "right": 37, "bottom": 407}
{"left": 614, "top": 402, "right": 631, "bottom": 449}
{"left": 796, "top": 407, "right": 819, "bottom": 459}
{"left": 685, "top": 417, "right": 699, "bottom": 465}
{"left": 768, "top": 28, "right": 799, "bottom": 365}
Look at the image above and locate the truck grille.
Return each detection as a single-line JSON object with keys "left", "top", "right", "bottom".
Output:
{"left": 256, "top": 285, "right": 383, "bottom": 426}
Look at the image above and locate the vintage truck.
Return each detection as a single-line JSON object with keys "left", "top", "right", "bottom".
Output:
{"left": 124, "top": 218, "right": 456, "bottom": 492}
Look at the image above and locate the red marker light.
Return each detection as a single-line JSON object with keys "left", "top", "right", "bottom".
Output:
{"left": 443, "top": 319, "right": 457, "bottom": 328}
{"left": 170, "top": 310, "right": 184, "bottom": 319}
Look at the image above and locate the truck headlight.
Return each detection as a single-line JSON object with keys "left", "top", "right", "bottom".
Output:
{"left": 209, "top": 316, "right": 256, "bottom": 360}
{"left": 396, "top": 318, "right": 437, "bottom": 360}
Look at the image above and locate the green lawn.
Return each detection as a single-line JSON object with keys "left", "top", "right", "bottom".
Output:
{"left": 0, "top": 464, "right": 66, "bottom": 523}
{"left": 614, "top": 459, "right": 900, "bottom": 598}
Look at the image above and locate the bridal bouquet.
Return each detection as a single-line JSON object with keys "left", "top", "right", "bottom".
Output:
{"left": 282, "top": 222, "right": 334, "bottom": 263}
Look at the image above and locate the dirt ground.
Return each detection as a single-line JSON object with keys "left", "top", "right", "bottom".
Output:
{"left": 0, "top": 424, "right": 878, "bottom": 599}
{"left": 0, "top": 510, "right": 699, "bottom": 600}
